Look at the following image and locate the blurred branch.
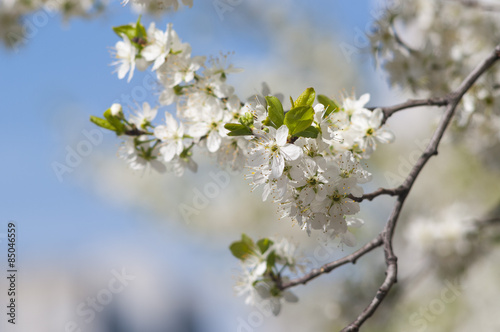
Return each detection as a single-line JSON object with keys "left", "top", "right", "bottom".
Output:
{"left": 391, "top": 25, "right": 418, "bottom": 54}
{"left": 281, "top": 44, "right": 500, "bottom": 332}
{"left": 476, "top": 216, "right": 500, "bottom": 228}
{"left": 455, "top": 0, "right": 500, "bottom": 11}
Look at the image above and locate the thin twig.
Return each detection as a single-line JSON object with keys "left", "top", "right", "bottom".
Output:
{"left": 349, "top": 186, "right": 404, "bottom": 202}
{"left": 278, "top": 235, "right": 384, "bottom": 289}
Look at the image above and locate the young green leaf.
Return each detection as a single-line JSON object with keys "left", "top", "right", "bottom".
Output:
{"left": 317, "top": 94, "right": 339, "bottom": 118}
{"left": 224, "top": 123, "right": 253, "bottom": 136}
{"left": 112, "top": 25, "right": 136, "bottom": 41}
{"left": 265, "top": 96, "right": 284, "bottom": 128}
{"left": 229, "top": 241, "right": 254, "bottom": 261}
{"left": 103, "top": 109, "right": 126, "bottom": 135}
{"left": 257, "top": 238, "right": 274, "bottom": 254}
{"left": 90, "top": 116, "right": 116, "bottom": 131}
{"left": 135, "top": 16, "right": 147, "bottom": 40}
{"left": 295, "top": 87, "right": 316, "bottom": 107}
{"left": 294, "top": 126, "right": 319, "bottom": 138}
{"left": 284, "top": 106, "right": 315, "bottom": 135}
{"left": 241, "top": 234, "right": 255, "bottom": 248}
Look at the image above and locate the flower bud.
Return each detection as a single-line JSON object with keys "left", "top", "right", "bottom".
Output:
{"left": 110, "top": 103, "right": 123, "bottom": 117}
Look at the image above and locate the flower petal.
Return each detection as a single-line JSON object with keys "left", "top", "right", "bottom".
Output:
{"left": 275, "top": 125, "right": 289, "bottom": 146}
{"left": 281, "top": 144, "right": 302, "bottom": 161}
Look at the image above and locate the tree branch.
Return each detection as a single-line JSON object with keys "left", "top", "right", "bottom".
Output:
{"left": 279, "top": 44, "right": 500, "bottom": 332}
{"left": 369, "top": 97, "right": 449, "bottom": 124}
{"left": 278, "top": 235, "right": 384, "bottom": 289}
{"left": 349, "top": 186, "right": 404, "bottom": 202}
{"left": 341, "top": 43, "right": 500, "bottom": 332}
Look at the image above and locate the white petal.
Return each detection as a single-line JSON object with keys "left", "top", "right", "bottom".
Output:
{"left": 154, "top": 126, "right": 168, "bottom": 141}
{"left": 165, "top": 112, "right": 178, "bottom": 132}
{"left": 117, "top": 62, "right": 129, "bottom": 80}
{"left": 207, "top": 130, "right": 221, "bottom": 153}
{"left": 359, "top": 93, "right": 370, "bottom": 106}
{"left": 275, "top": 126, "right": 289, "bottom": 146}
{"left": 314, "top": 104, "right": 325, "bottom": 113}
{"left": 271, "top": 153, "right": 285, "bottom": 179}
{"left": 369, "top": 108, "right": 383, "bottom": 128}
{"left": 375, "top": 129, "right": 395, "bottom": 144}
{"left": 188, "top": 122, "right": 209, "bottom": 138}
{"left": 141, "top": 45, "right": 160, "bottom": 61}
{"left": 283, "top": 291, "right": 299, "bottom": 303}
{"left": 152, "top": 54, "right": 166, "bottom": 71}
{"left": 160, "top": 143, "right": 177, "bottom": 162}
{"left": 255, "top": 261, "right": 267, "bottom": 275}
{"left": 347, "top": 218, "right": 364, "bottom": 228}
{"left": 262, "top": 183, "right": 271, "bottom": 201}
{"left": 281, "top": 144, "right": 302, "bottom": 161}
{"left": 271, "top": 300, "right": 281, "bottom": 316}
{"left": 300, "top": 187, "right": 315, "bottom": 205}
{"left": 341, "top": 231, "right": 357, "bottom": 247}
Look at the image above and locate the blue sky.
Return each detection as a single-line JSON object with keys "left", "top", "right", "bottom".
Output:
{"left": 0, "top": 1, "right": 379, "bottom": 331}
{"left": 0, "top": 0, "right": 375, "bottom": 257}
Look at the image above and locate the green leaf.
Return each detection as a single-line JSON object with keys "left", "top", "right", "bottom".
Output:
{"left": 257, "top": 238, "right": 274, "bottom": 254}
{"left": 90, "top": 116, "right": 116, "bottom": 131}
{"left": 317, "top": 94, "right": 339, "bottom": 118}
{"left": 229, "top": 242, "right": 254, "bottom": 261}
{"left": 295, "top": 87, "right": 316, "bottom": 107}
{"left": 135, "top": 16, "right": 147, "bottom": 39}
{"left": 265, "top": 96, "right": 284, "bottom": 128}
{"left": 284, "top": 106, "right": 315, "bottom": 135}
{"left": 112, "top": 24, "right": 136, "bottom": 41}
{"left": 225, "top": 123, "right": 245, "bottom": 131}
{"left": 229, "top": 234, "right": 257, "bottom": 261}
{"left": 241, "top": 234, "right": 255, "bottom": 248}
{"left": 224, "top": 123, "right": 253, "bottom": 136}
{"left": 103, "top": 109, "right": 126, "bottom": 135}
{"left": 295, "top": 126, "right": 319, "bottom": 138}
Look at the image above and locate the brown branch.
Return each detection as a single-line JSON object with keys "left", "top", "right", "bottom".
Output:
{"left": 279, "top": 44, "right": 500, "bottom": 332}
{"left": 369, "top": 97, "right": 449, "bottom": 124}
{"left": 278, "top": 235, "right": 384, "bottom": 289}
{"left": 349, "top": 186, "right": 404, "bottom": 202}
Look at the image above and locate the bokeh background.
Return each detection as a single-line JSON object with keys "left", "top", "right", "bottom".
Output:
{"left": 1, "top": 0, "right": 500, "bottom": 331}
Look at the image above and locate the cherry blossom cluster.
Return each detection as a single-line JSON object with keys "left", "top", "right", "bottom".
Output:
{"left": 98, "top": 19, "right": 246, "bottom": 176}
{"left": 243, "top": 91, "right": 392, "bottom": 238}
{"left": 370, "top": 0, "right": 500, "bottom": 144}
{"left": 91, "top": 21, "right": 396, "bottom": 241}
{"left": 231, "top": 235, "right": 303, "bottom": 315}
{"left": 406, "top": 205, "right": 478, "bottom": 260}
